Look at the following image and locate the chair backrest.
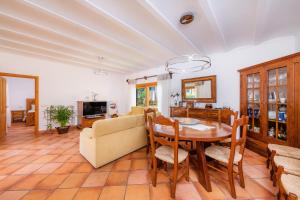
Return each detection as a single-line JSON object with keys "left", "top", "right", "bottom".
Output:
{"left": 229, "top": 110, "right": 239, "bottom": 126}
{"left": 144, "top": 108, "right": 156, "bottom": 128}
{"left": 229, "top": 115, "right": 249, "bottom": 165}
{"left": 221, "top": 108, "right": 238, "bottom": 126}
{"left": 148, "top": 115, "right": 180, "bottom": 164}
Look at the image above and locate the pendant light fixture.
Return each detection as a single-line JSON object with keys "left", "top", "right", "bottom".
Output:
{"left": 93, "top": 56, "right": 108, "bottom": 75}
{"left": 165, "top": 54, "right": 211, "bottom": 74}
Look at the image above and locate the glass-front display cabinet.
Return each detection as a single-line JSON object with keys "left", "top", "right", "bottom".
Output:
{"left": 239, "top": 53, "right": 300, "bottom": 156}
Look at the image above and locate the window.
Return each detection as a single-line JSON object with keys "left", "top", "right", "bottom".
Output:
{"left": 136, "top": 82, "right": 157, "bottom": 107}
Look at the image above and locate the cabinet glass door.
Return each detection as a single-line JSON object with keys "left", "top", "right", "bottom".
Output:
{"left": 267, "top": 67, "right": 287, "bottom": 141}
{"left": 247, "top": 73, "right": 261, "bottom": 133}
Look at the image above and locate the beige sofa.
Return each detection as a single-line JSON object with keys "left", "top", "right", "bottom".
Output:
{"left": 128, "top": 106, "right": 159, "bottom": 115}
{"left": 79, "top": 113, "right": 147, "bottom": 168}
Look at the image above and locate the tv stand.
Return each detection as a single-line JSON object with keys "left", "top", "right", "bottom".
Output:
{"left": 85, "top": 114, "right": 104, "bottom": 119}
{"left": 77, "top": 101, "right": 108, "bottom": 129}
{"left": 78, "top": 115, "right": 106, "bottom": 129}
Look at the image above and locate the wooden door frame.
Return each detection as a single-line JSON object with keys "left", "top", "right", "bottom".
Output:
{"left": 0, "top": 72, "right": 39, "bottom": 136}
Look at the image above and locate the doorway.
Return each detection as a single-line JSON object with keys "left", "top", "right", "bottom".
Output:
{"left": 0, "top": 72, "right": 39, "bottom": 138}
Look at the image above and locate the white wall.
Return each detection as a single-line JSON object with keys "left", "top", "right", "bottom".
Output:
{"left": 295, "top": 31, "right": 300, "bottom": 51}
{"left": 127, "top": 36, "right": 298, "bottom": 114}
{"left": 5, "top": 77, "right": 35, "bottom": 110}
{"left": 0, "top": 51, "right": 128, "bottom": 130}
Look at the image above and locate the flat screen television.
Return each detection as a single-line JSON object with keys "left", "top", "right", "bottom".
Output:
{"left": 83, "top": 101, "right": 107, "bottom": 116}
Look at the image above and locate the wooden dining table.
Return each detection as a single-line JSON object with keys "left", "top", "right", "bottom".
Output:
{"left": 154, "top": 117, "right": 232, "bottom": 192}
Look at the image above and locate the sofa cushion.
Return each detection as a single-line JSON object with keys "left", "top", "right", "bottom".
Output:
{"left": 128, "top": 106, "right": 145, "bottom": 115}
{"left": 92, "top": 115, "right": 139, "bottom": 137}
{"left": 135, "top": 114, "right": 145, "bottom": 126}
{"left": 128, "top": 106, "right": 159, "bottom": 116}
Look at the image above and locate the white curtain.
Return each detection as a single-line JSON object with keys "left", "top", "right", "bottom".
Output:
{"left": 157, "top": 79, "right": 171, "bottom": 116}
{"left": 129, "top": 84, "right": 136, "bottom": 111}
{"left": 6, "top": 80, "right": 11, "bottom": 128}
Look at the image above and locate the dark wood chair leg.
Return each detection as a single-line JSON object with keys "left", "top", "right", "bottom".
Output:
{"left": 276, "top": 166, "right": 285, "bottom": 200}
{"left": 272, "top": 168, "right": 277, "bottom": 187}
{"left": 238, "top": 161, "right": 245, "bottom": 188}
{"left": 228, "top": 166, "right": 236, "bottom": 199}
{"left": 152, "top": 158, "right": 157, "bottom": 187}
{"left": 270, "top": 168, "right": 274, "bottom": 182}
{"left": 163, "top": 161, "right": 167, "bottom": 171}
{"left": 270, "top": 150, "right": 277, "bottom": 186}
{"left": 270, "top": 150, "right": 276, "bottom": 181}
{"left": 185, "top": 155, "right": 189, "bottom": 181}
{"left": 266, "top": 149, "right": 271, "bottom": 168}
{"left": 146, "top": 133, "right": 150, "bottom": 154}
{"left": 171, "top": 165, "right": 178, "bottom": 198}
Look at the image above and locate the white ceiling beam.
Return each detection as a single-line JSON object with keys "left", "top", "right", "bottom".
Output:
{"left": 22, "top": 0, "right": 162, "bottom": 64}
{"left": 0, "top": 38, "right": 133, "bottom": 73}
{"left": 80, "top": 0, "right": 178, "bottom": 56}
{"left": 197, "top": 0, "right": 227, "bottom": 50}
{"left": 0, "top": 13, "right": 152, "bottom": 69}
{"left": 0, "top": 28, "right": 144, "bottom": 71}
{"left": 252, "top": 0, "right": 271, "bottom": 44}
{"left": 0, "top": 46, "right": 126, "bottom": 74}
{"left": 136, "top": 0, "right": 203, "bottom": 54}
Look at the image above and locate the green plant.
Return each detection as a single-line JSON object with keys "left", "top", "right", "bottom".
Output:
{"left": 52, "top": 105, "right": 73, "bottom": 127}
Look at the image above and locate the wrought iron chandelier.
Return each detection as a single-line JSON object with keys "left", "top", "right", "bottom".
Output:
{"left": 165, "top": 54, "right": 211, "bottom": 74}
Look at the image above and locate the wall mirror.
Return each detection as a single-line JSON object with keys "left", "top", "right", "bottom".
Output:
{"left": 182, "top": 75, "right": 216, "bottom": 102}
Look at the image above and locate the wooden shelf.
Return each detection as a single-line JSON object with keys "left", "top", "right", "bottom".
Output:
{"left": 268, "top": 102, "right": 287, "bottom": 105}
{"left": 268, "top": 119, "right": 287, "bottom": 124}
{"left": 247, "top": 87, "right": 260, "bottom": 89}
{"left": 247, "top": 101, "right": 260, "bottom": 104}
{"left": 268, "top": 84, "right": 287, "bottom": 87}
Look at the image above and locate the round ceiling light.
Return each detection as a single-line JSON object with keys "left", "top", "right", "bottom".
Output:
{"left": 165, "top": 54, "right": 211, "bottom": 74}
{"left": 180, "top": 13, "right": 194, "bottom": 24}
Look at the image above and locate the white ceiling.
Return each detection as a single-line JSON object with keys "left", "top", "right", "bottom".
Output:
{"left": 0, "top": 0, "right": 299, "bottom": 73}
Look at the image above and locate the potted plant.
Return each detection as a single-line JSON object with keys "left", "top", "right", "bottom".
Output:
{"left": 52, "top": 105, "right": 73, "bottom": 134}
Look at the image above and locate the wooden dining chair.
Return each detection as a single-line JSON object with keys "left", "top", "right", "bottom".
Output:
{"left": 219, "top": 109, "right": 239, "bottom": 144}
{"left": 276, "top": 165, "right": 300, "bottom": 200}
{"left": 221, "top": 108, "right": 239, "bottom": 126}
{"left": 205, "top": 115, "right": 249, "bottom": 198}
{"left": 148, "top": 115, "right": 189, "bottom": 198}
{"left": 270, "top": 153, "right": 300, "bottom": 186}
{"left": 266, "top": 144, "right": 300, "bottom": 168}
{"left": 144, "top": 108, "right": 157, "bottom": 154}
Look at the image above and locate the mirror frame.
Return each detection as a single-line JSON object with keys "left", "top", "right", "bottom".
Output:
{"left": 181, "top": 75, "right": 216, "bottom": 103}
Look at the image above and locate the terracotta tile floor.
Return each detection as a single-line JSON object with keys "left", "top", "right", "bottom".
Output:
{"left": 0, "top": 124, "right": 277, "bottom": 200}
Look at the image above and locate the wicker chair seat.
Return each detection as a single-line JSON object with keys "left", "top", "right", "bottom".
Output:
{"left": 281, "top": 173, "right": 300, "bottom": 198}
{"left": 274, "top": 156, "right": 300, "bottom": 176}
{"left": 268, "top": 144, "right": 300, "bottom": 159}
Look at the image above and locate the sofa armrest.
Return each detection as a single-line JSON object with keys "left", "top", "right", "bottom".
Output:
{"left": 81, "top": 128, "right": 93, "bottom": 139}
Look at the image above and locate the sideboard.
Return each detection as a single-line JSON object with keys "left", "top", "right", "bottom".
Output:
{"left": 170, "top": 107, "right": 233, "bottom": 125}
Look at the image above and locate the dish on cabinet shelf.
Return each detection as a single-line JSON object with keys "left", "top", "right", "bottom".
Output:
{"left": 268, "top": 111, "right": 276, "bottom": 120}
{"left": 279, "top": 98, "right": 286, "bottom": 103}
